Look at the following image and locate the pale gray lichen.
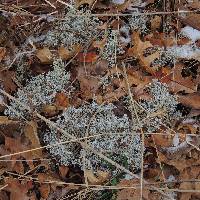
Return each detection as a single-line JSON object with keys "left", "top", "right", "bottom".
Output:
{"left": 124, "top": 80, "right": 181, "bottom": 133}
{"left": 44, "top": 8, "right": 101, "bottom": 48}
{"left": 140, "top": 80, "right": 181, "bottom": 132}
{"left": 129, "top": 14, "right": 148, "bottom": 33}
{"left": 43, "top": 102, "right": 142, "bottom": 171}
{"left": 101, "top": 30, "right": 124, "bottom": 67}
{"left": 155, "top": 44, "right": 200, "bottom": 66}
{"left": 5, "top": 59, "right": 71, "bottom": 118}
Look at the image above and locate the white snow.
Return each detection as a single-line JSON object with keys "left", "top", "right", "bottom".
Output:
{"left": 112, "top": 0, "right": 125, "bottom": 5}
{"left": 181, "top": 26, "right": 200, "bottom": 42}
{"left": 168, "top": 44, "right": 200, "bottom": 59}
{"left": 119, "top": 26, "right": 131, "bottom": 44}
{"left": 172, "top": 134, "right": 180, "bottom": 147}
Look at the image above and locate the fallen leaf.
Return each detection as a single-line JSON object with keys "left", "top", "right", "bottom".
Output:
{"left": 58, "top": 46, "right": 72, "bottom": 60}
{"left": 59, "top": 165, "right": 69, "bottom": 179}
{"left": 85, "top": 170, "right": 109, "bottom": 185}
{"left": 153, "top": 134, "right": 173, "bottom": 147}
{"left": 179, "top": 14, "right": 200, "bottom": 31}
{"left": 5, "top": 178, "right": 33, "bottom": 200}
{"left": 24, "top": 121, "right": 42, "bottom": 157}
{"left": 0, "top": 71, "right": 17, "bottom": 93}
{"left": 77, "top": 52, "right": 99, "bottom": 63}
{"left": 0, "top": 47, "right": 6, "bottom": 62}
{"left": 39, "top": 184, "right": 51, "bottom": 199}
{"left": 75, "top": 0, "right": 96, "bottom": 7}
{"left": 0, "top": 116, "right": 19, "bottom": 125}
{"left": 151, "top": 16, "right": 161, "bottom": 31}
{"left": 78, "top": 76, "right": 100, "bottom": 99}
{"left": 55, "top": 92, "right": 69, "bottom": 108}
{"left": 178, "top": 93, "right": 200, "bottom": 109}
{"left": 166, "top": 63, "right": 198, "bottom": 93}
{"left": 36, "top": 47, "right": 53, "bottom": 63}
{"left": 128, "top": 32, "right": 160, "bottom": 75}
{"left": 117, "top": 179, "right": 149, "bottom": 200}
{"left": 41, "top": 105, "right": 58, "bottom": 117}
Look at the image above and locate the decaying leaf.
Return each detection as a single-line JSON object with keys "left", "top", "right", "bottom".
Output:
{"left": 39, "top": 184, "right": 51, "bottom": 199}
{"left": 117, "top": 179, "right": 149, "bottom": 200}
{"left": 167, "top": 63, "right": 198, "bottom": 93}
{"left": 55, "top": 92, "right": 70, "bottom": 108}
{"left": 0, "top": 47, "right": 6, "bottom": 62}
{"left": 58, "top": 46, "right": 73, "bottom": 60}
{"left": 178, "top": 93, "right": 200, "bottom": 109}
{"left": 0, "top": 71, "right": 17, "bottom": 93}
{"left": 128, "top": 32, "right": 160, "bottom": 75}
{"left": 85, "top": 170, "right": 109, "bottom": 185}
{"left": 59, "top": 165, "right": 69, "bottom": 179}
{"left": 24, "top": 121, "right": 42, "bottom": 157}
{"left": 151, "top": 16, "right": 161, "bottom": 31}
{"left": 0, "top": 116, "right": 19, "bottom": 125}
{"left": 5, "top": 178, "right": 33, "bottom": 200}
{"left": 36, "top": 47, "right": 53, "bottom": 63}
{"left": 41, "top": 104, "right": 59, "bottom": 117}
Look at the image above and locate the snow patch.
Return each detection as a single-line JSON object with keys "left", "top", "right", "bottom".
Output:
{"left": 112, "top": 0, "right": 125, "bottom": 5}
{"left": 181, "top": 26, "right": 200, "bottom": 42}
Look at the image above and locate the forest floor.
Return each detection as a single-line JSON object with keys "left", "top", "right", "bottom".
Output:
{"left": 0, "top": 0, "right": 200, "bottom": 200}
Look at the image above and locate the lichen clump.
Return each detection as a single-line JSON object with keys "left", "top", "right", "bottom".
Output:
{"left": 44, "top": 8, "right": 101, "bottom": 48}
{"left": 43, "top": 102, "right": 142, "bottom": 171}
{"left": 5, "top": 59, "right": 70, "bottom": 118}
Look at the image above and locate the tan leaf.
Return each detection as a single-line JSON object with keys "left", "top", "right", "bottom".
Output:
{"left": 167, "top": 63, "right": 198, "bottom": 93}
{"left": 5, "top": 179, "right": 33, "bottom": 200}
{"left": 39, "top": 184, "right": 51, "bottom": 199}
{"left": 0, "top": 47, "right": 6, "bottom": 62}
{"left": 128, "top": 32, "right": 159, "bottom": 75}
{"left": 0, "top": 71, "right": 17, "bottom": 93}
{"left": 151, "top": 16, "right": 161, "bottom": 31}
{"left": 41, "top": 105, "right": 58, "bottom": 117}
{"left": 36, "top": 47, "right": 53, "bottom": 63}
{"left": 59, "top": 165, "right": 69, "bottom": 179}
{"left": 55, "top": 92, "right": 70, "bottom": 108}
{"left": 117, "top": 179, "right": 149, "bottom": 200}
{"left": 58, "top": 46, "right": 72, "bottom": 60}
{"left": 179, "top": 14, "right": 200, "bottom": 31}
{"left": 178, "top": 93, "right": 200, "bottom": 109}
{"left": 85, "top": 170, "right": 109, "bottom": 185}
{"left": 24, "top": 121, "right": 42, "bottom": 157}
{"left": 0, "top": 116, "right": 19, "bottom": 125}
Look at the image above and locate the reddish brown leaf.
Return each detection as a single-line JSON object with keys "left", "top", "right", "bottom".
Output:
{"left": 55, "top": 92, "right": 69, "bottom": 108}
{"left": 178, "top": 93, "right": 200, "bottom": 109}
{"left": 77, "top": 52, "right": 98, "bottom": 63}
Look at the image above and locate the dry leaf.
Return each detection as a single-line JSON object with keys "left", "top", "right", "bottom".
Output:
{"left": 85, "top": 170, "right": 109, "bottom": 185}
{"left": 24, "top": 121, "right": 42, "bottom": 157}
{"left": 178, "top": 93, "right": 200, "bottom": 109}
{"left": 0, "top": 47, "right": 6, "bottom": 62}
{"left": 151, "top": 16, "right": 161, "bottom": 31}
{"left": 5, "top": 179, "right": 33, "bottom": 200}
{"left": 58, "top": 46, "right": 72, "bottom": 60}
{"left": 59, "top": 165, "right": 69, "bottom": 179}
{"left": 36, "top": 47, "right": 53, "bottom": 63}
{"left": 55, "top": 92, "right": 69, "bottom": 108}
{"left": 41, "top": 105, "right": 58, "bottom": 117}
{"left": 117, "top": 179, "right": 149, "bottom": 200}
{"left": 153, "top": 134, "right": 173, "bottom": 147}
{"left": 179, "top": 14, "right": 200, "bottom": 31}
{"left": 0, "top": 71, "right": 17, "bottom": 93}
{"left": 39, "top": 184, "right": 51, "bottom": 199}
{"left": 77, "top": 52, "right": 99, "bottom": 63}
{"left": 128, "top": 32, "right": 160, "bottom": 75}
{"left": 0, "top": 116, "right": 19, "bottom": 125}
{"left": 166, "top": 63, "right": 198, "bottom": 93}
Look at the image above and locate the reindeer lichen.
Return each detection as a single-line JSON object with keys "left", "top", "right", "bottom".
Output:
{"left": 5, "top": 59, "right": 71, "bottom": 118}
